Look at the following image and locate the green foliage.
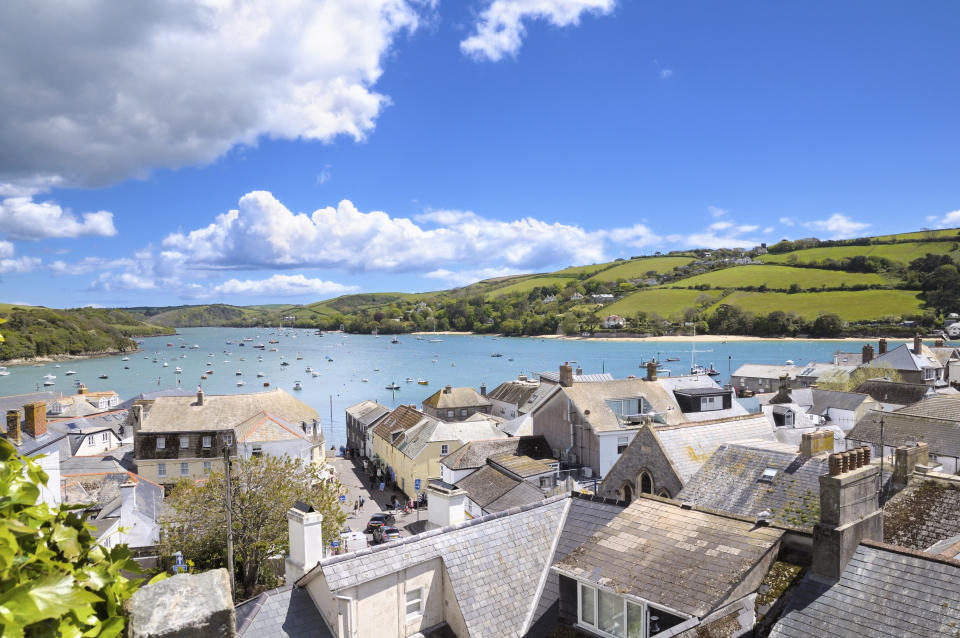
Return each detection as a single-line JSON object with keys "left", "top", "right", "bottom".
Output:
{"left": 817, "top": 362, "right": 903, "bottom": 392}
{"left": 159, "top": 454, "right": 346, "bottom": 599}
{"left": 0, "top": 438, "right": 160, "bottom": 636}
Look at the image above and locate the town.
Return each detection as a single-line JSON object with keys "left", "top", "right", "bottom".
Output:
{"left": 3, "top": 332, "right": 959, "bottom": 637}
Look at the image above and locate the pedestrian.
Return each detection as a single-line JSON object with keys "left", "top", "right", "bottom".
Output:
{"left": 359, "top": 496, "right": 365, "bottom": 509}
{"left": 354, "top": 499, "right": 359, "bottom": 517}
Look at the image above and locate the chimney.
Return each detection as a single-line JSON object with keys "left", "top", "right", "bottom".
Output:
{"left": 131, "top": 404, "right": 144, "bottom": 434}
{"left": 5, "top": 410, "right": 21, "bottom": 446}
{"left": 480, "top": 383, "right": 486, "bottom": 397}
{"left": 196, "top": 388, "right": 204, "bottom": 406}
{"left": 913, "top": 334, "right": 923, "bottom": 355}
{"left": 426, "top": 481, "right": 468, "bottom": 531}
{"left": 285, "top": 501, "right": 324, "bottom": 585}
{"left": 813, "top": 450, "right": 883, "bottom": 580}
{"left": 893, "top": 442, "right": 929, "bottom": 488}
{"left": 576, "top": 366, "right": 583, "bottom": 376}
{"left": 878, "top": 338, "right": 887, "bottom": 355}
{"left": 444, "top": 384, "right": 452, "bottom": 394}
{"left": 23, "top": 402, "right": 46, "bottom": 438}
{"left": 559, "top": 363, "right": 574, "bottom": 388}
{"left": 768, "top": 375, "right": 793, "bottom": 404}
{"left": 119, "top": 480, "right": 137, "bottom": 543}
{"left": 800, "top": 429, "right": 834, "bottom": 457}
{"left": 861, "top": 344, "right": 874, "bottom": 364}
{"left": 935, "top": 338, "right": 945, "bottom": 348}
{"left": 78, "top": 383, "right": 88, "bottom": 395}
{"left": 646, "top": 360, "right": 658, "bottom": 382}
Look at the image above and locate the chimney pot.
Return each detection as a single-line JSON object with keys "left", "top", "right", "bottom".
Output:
{"left": 828, "top": 453, "right": 841, "bottom": 476}
{"left": 646, "top": 361, "right": 658, "bottom": 382}
{"left": 23, "top": 402, "right": 46, "bottom": 439}
{"left": 914, "top": 334, "right": 923, "bottom": 355}
{"left": 5, "top": 410, "right": 21, "bottom": 446}
{"left": 196, "top": 388, "right": 204, "bottom": 406}
{"left": 861, "top": 344, "right": 874, "bottom": 364}
{"left": 878, "top": 338, "right": 887, "bottom": 355}
{"left": 559, "top": 363, "right": 574, "bottom": 388}
{"left": 480, "top": 383, "right": 486, "bottom": 397}
{"left": 861, "top": 445, "right": 871, "bottom": 464}
{"left": 576, "top": 366, "right": 583, "bottom": 376}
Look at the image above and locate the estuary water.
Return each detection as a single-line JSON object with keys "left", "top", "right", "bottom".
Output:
{"left": 0, "top": 328, "right": 932, "bottom": 449}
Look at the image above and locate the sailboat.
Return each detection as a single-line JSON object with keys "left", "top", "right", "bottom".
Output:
{"left": 690, "top": 325, "right": 706, "bottom": 375}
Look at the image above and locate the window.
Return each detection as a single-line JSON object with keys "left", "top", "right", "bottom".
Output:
{"left": 87, "top": 435, "right": 95, "bottom": 446}
{"left": 440, "top": 444, "right": 449, "bottom": 455}
{"left": 102, "top": 431, "right": 109, "bottom": 442}
{"left": 460, "top": 408, "right": 467, "bottom": 417}
{"left": 202, "top": 435, "right": 212, "bottom": 448}
{"left": 580, "top": 583, "right": 596, "bottom": 626}
{"left": 203, "top": 461, "right": 212, "bottom": 474}
{"left": 617, "top": 436, "right": 629, "bottom": 454}
{"left": 180, "top": 436, "right": 189, "bottom": 448}
{"left": 539, "top": 476, "right": 553, "bottom": 489}
{"left": 700, "top": 396, "right": 721, "bottom": 411}
{"left": 224, "top": 434, "right": 233, "bottom": 446}
{"left": 759, "top": 467, "right": 778, "bottom": 482}
{"left": 578, "top": 581, "right": 685, "bottom": 638}
{"left": 405, "top": 588, "right": 423, "bottom": 619}
{"left": 598, "top": 588, "right": 625, "bottom": 636}
{"left": 447, "top": 410, "right": 454, "bottom": 418}
{"left": 156, "top": 437, "right": 165, "bottom": 450}
{"left": 924, "top": 367, "right": 935, "bottom": 380}
{"left": 158, "top": 463, "right": 167, "bottom": 477}
{"left": 252, "top": 445, "right": 263, "bottom": 457}
{"left": 180, "top": 462, "right": 189, "bottom": 476}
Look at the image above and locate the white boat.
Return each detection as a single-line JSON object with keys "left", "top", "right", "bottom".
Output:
{"left": 405, "top": 377, "right": 414, "bottom": 383}
{"left": 257, "top": 371, "right": 265, "bottom": 377}
{"left": 293, "top": 381, "right": 303, "bottom": 391}
{"left": 311, "top": 371, "right": 320, "bottom": 378}
{"left": 191, "top": 344, "right": 199, "bottom": 349}
{"left": 54, "top": 364, "right": 61, "bottom": 368}
{"left": 175, "top": 367, "right": 182, "bottom": 373}
{"left": 236, "top": 369, "right": 243, "bottom": 376}
{"left": 305, "top": 366, "right": 313, "bottom": 373}
{"left": 237, "top": 380, "right": 246, "bottom": 386}
{"left": 361, "top": 378, "right": 369, "bottom": 383}
{"left": 162, "top": 362, "right": 168, "bottom": 367}
{"left": 428, "top": 339, "right": 443, "bottom": 343}
{"left": 0, "top": 367, "right": 9, "bottom": 377}
{"left": 121, "top": 356, "right": 130, "bottom": 361}
{"left": 64, "top": 370, "right": 77, "bottom": 375}
{"left": 43, "top": 374, "right": 56, "bottom": 380}
{"left": 43, "top": 380, "right": 55, "bottom": 386}
{"left": 386, "top": 382, "right": 400, "bottom": 390}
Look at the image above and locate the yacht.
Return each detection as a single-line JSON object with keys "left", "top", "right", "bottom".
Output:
{"left": 311, "top": 371, "right": 320, "bottom": 378}
{"left": 98, "top": 374, "right": 108, "bottom": 379}
{"left": 281, "top": 361, "right": 290, "bottom": 367}
{"left": 237, "top": 380, "right": 246, "bottom": 387}
{"left": 236, "top": 369, "right": 243, "bottom": 376}
{"left": 361, "top": 378, "right": 369, "bottom": 383}
{"left": 0, "top": 367, "right": 9, "bottom": 377}
{"left": 293, "top": 381, "right": 303, "bottom": 391}
{"left": 405, "top": 377, "right": 414, "bottom": 383}
{"left": 305, "top": 366, "right": 313, "bottom": 373}
{"left": 175, "top": 367, "right": 182, "bottom": 374}
{"left": 417, "top": 379, "right": 429, "bottom": 385}
{"left": 43, "top": 379, "right": 55, "bottom": 386}
{"left": 64, "top": 370, "right": 77, "bottom": 375}
{"left": 385, "top": 382, "right": 400, "bottom": 390}
{"left": 162, "top": 362, "right": 168, "bottom": 367}
{"left": 257, "top": 371, "right": 265, "bottom": 377}
{"left": 43, "top": 374, "right": 56, "bottom": 380}
{"left": 391, "top": 336, "right": 400, "bottom": 344}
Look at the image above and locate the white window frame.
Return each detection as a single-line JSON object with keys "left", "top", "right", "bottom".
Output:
{"left": 700, "top": 396, "right": 722, "bottom": 411}
{"left": 447, "top": 410, "right": 454, "bottom": 418}
{"left": 617, "top": 436, "right": 629, "bottom": 454}
{"left": 576, "top": 579, "right": 687, "bottom": 638}
{"left": 405, "top": 587, "right": 423, "bottom": 620}
{"left": 180, "top": 462, "right": 189, "bottom": 476}
{"left": 156, "top": 437, "right": 165, "bottom": 450}
{"left": 101, "top": 431, "right": 109, "bottom": 443}
{"left": 202, "top": 435, "right": 212, "bottom": 449}
{"left": 224, "top": 433, "right": 233, "bottom": 446}
{"left": 157, "top": 463, "right": 167, "bottom": 477}
{"left": 203, "top": 461, "right": 212, "bottom": 474}
{"left": 460, "top": 408, "right": 468, "bottom": 417}
{"left": 180, "top": 435, "right": 189, "bottom": 448}
{"left": 87, "top": 435, "right": 95, "bottom": 446}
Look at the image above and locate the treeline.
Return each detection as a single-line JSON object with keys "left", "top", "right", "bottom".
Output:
{"left": 0, "top": 306, "right": 173, "bottom": 360}
{"left": 767, "top": 230, "right": 960, "bottom": 254}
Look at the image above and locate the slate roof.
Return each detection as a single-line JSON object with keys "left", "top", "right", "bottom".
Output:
{"left": 676, "top": 440, "right": 828, "bottom": 529}
{"left": 929, "top": 346, "right": 960, "bottom": 367}
{"left": 553, "top": 496, "right": 783, "bottom": 618}
{"left": 655, "top": 414, "right": 777, "bottom": 483}
{"left": 883, "top": 479, "right": 960, "bottom": 552}
{"left": 486, "top": 480, "right": 545, "bottom": 513}
{"left": 421, "top": 386, "right": 491, "bottom": 410}
{"left": 485, "top": 380, "right": 539, "bottom": 407}
{"left": 139, "top": 389, "right": 317, "bottom": 433}
{"left": 118, "top": 387, "right": 194, "bottom": 408}
{"left": 344, "top": 400, "right": 390, "bottom": 426}
{"left": 770, "top": 542, "right": 960, "bottom": 638}
{"left": 455, "top": 464, "right": 530, "bottom": 509}
{"left": 235, "top": 585, "right": 330, "bottom": 638}
{"left": 488, "top": 452, "right": 554, "bottom": 478}
{"left": 853, "top": 378, "right": 932, "bottom": 406}
{"left": 0, "top": 391, "right": 59, "bottom": 416}
{"left": 862, "top": 343, "right": 942, "bottom": 373}
{"left": 893, "top": 395, "right": 960, "bottom": 421}
{"left": 51, "top": 410, "right": 130, "bottom": 455}
{"left": 561, "top": 378, "right": 677, "bottom": 432}
{"left": 537, "top": 371, "right": 615, "bottom": 384}
{"left": 807, "top": 389, "right": 871, "bottom": 416}
{"left": 303, "top": 495, "right": 570, "bottom": 638}
{"left": 395, "top": 418, "right": 505, "bottom": 459}
{"left": 440, "top": 435, "right": 552, "bottom": 470}
{"left": 847, "top": 409, "right": 960, "bottom": 457}
{"left": 501, "top": 413, "right": 534, "bottom": 436}
{"left": 371, "top": 404, "right": 431, "bottom": 442}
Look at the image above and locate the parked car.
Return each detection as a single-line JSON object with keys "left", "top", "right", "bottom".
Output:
{"left": 373, "top": 525, "right": 401, "bottom": 544}
{"left": 364, "top": 512, "right": 396, "bottom": 533}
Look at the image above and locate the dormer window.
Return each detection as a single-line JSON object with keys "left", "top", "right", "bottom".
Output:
{"left": 156, "top": 437, "right": 165, "bottom": 450}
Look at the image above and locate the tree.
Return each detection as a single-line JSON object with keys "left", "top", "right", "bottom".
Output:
{"left": 160, "top": 454, "right": 346, "bottom": 599}
{"left": 818, "top": 362, "right": 903, "bottom": 392}
{"left": 811, "top": 313, "right": 844, "bottom": 337}
{"left": 0, "top": 438, "right": 160, "bottom": 635}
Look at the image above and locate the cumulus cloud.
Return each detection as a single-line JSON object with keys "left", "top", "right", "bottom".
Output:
{"left": 0, "top": 0, "right": 429, "bottom": 190}
{"left": 0, "top": 256, "right": 42, "bottom": 274}
{"left": 202, "top": 274, "right": 357, "bottom": 298}
{"left": 0, "top": 241, "right": 12, "bottom": 259}
{"left": 0, "top": 196, "right": 116, "bottom": 240}
{"left": 49, "top": 257, "right": 135, "bottom": 276}
{"left": 709, "top": 206, "right": 727, "bottom": 218}
{"left": 779, "top": 217, "right": 795, "bottom": 226}
{"left": 461, "top": 0, "right": 615, "bottom": 62}
{"left": 599, "top": 223, "right": 661, "bottom": 249}
{"left": 413, "top": 209, "right": 480, "bottom": 225}
{"left": 927, "top": 209, "right": 960, "bottom": 229}
{"left": 161, "top": 191, "right": 609, "bottom": 273}
{"left": 803, "top": 213, "right": 870, "bottom": 239}
{"left": 670, "top": 206, "right": 761, "bottom": 249}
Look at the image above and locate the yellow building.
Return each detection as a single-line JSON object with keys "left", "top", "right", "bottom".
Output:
{"left": 371, "top": 405, "right": 506, "bottom": 498}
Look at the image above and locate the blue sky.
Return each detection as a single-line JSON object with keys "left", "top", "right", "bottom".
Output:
{"left": 1, "top": 0, "right": 958, "bottom": 308}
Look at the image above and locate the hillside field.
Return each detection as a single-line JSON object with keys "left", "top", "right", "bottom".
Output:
{"left": 586, "top": 256, "right": 696, "bottom": 283}
{"left": 601, "top": 288, "right": 723, "bottom": 318}
{"left": 717, "top": 289, "right": 923, "bottom": 321}
{"left": 489, "top": 276, "right": 577, "bottom": 298}
{"left": 760, "top": 241, "right": 959, "bottom": 266}
{"left": 676, "top": 265, "right": 889, "bottom": 290}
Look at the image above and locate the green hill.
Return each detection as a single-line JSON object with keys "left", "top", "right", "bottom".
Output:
{"left": 676, "top": 264, "right": 889, "bottom": 290}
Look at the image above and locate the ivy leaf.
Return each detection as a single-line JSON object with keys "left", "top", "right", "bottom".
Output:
{"left": 0, "top": 574, "right": 101, "bottom": 626}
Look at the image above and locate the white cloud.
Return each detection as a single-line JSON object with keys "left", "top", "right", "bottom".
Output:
{"left": 317, "top": 166, "right": 333, "bottom": 185}
{"left": 413, "top": 209, "right": 481, "bottom": 225}
{"left": 927, "top": 209, "right": 960, "bottom": 229}
{"left": 0, "top": 0, "right": 429, "bottom": 191}
{"left": 424, "top": 267, "right": 523, "bottom": 287}
{"left": 779, "top": 217, "right": 795, "bottom": 227}
{"left": 161, "top": 190, "right": 609, "bottom": 273}
{"left": 0, "top": 196, "right": 116, "bottom": 240}
{"left": 671, "top": 206, "right": 760, "bottom": 249}
{"left": 762, "top": 226, "right": 774, "bottom": 234}
{"left": 461, "top": 0, "right": 615, "bottom": 62}
{"left": 0, "top": 241, "right": 12, "bottom": 259}
{"left": 0, "top": 256, "right": 42, "bottom": 274}
{"left": 89, "top": 271, "right": 157, "bottom": 292}
{"left": 660, "top": 68, "right": 673, "bottom": 79}
{"left": 708, "top": 206, "right": 728, "bottom": 218}
{"left": 202, "top": 274, "right": 357, "bottom": 298}
{"left": 49, "top": 257, "right": 135, "bottom": 276}
{"left": 803, "top": 213, "right": 870, "bottom": 239}
{"left": 599, "top": 223, "right": 660, "bottom": 249}
{"left": 709, "top": 221, "right": 733, "bottom": 231}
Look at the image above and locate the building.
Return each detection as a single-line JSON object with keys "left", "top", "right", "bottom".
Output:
{"left": 344, "top": 400, "right": 389, "bottom": 458}
{"left": 61, "top": 470, "right": 162, "bottom": 550}
{"left": 859, "top": 336, "right": 946, "bottom": 386}
{"left": 485, "top": 376, "right": 539, "bottom": 420}
{"left": 133, "top": 388, "right": 323, "bottom": 484}
{"left": 602, "top": 314, "right": 625, "bottom": 329}
{"left": 730, "top": 362, "right": 853, "bottom": 394}
{"left": 590, "top": 293, "right": 614, "bottom": 303}
{"left": 420, "top": 385, "right": 492, "bottom": 421}
{"left": 439, "top": 435, "right": 553, "bottom": 485}
{"left": 598, "top": 413, "right": 775, "bottom": 501}
{"left": 852, "top": 378, "right": 935, "bottom": 410}
{"left": 455, "top": 463, "right": 546, "bottom": 517}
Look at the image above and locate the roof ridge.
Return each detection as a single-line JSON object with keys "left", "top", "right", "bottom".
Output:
{"left": 656, "top": 412, "right": 765, "bottom": 430}
{"left": 860, "top": 538, "right": 960, "bottom": 568}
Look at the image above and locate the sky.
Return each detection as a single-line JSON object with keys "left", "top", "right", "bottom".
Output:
{"left": 1, "top": 0, "right": 959, "bottom": 308}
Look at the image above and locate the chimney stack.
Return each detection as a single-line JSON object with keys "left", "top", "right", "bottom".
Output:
{"left": 861, "top": 344, "right": 874, "bottom": 364}
{"left": 800, "top": 430, "right": 834, "bottom": 457}
{"left": 893, "top": 442, "right": 929, "bottom": 488}
{"left": 768, "top": 375, "right": 793, "bottom": 404}
{"left": 935, "top": 338, "right": 945, "bottom": 348}
{"left": 119, "top": 480, "right": 137, "bottom": 544}
{"left": 646, "top": 361, "right": 658, "bottom": 382}
{"left": 78, "top": 383, "right": 88, "bottom": 395}
{"left": 878, "top": 338, "right": 887, "bottom": 355}
{"left": 813, "top": 451, "right": 883, "bottom": 580}
{"left": 576, "top": 366, "right": 583, "bottom": 376}
{"left": 913, "top": 334, "right": 923, "bottom": 355}
{"left": 285, "top": 502, "right": 324, "bottom": 584}
{"left": 479, "top": 383, "right": 486, "bottom": 397}
{"left": 5, "top": 410, "right": 21, "bottom": 446}
{"left": 444, "top": 384, "right": 452, "bottom": 394}
{"left": 196, "top": 388, "right": 204, "bottom": 406}
{"left": 23, "top": 402, "right": 46, "bottom": 439}
{"left": 131, "top": 404, "right": 144, "bottom": 433}
{"left": 559, "top": 363, "right": 574, "bottom": 388}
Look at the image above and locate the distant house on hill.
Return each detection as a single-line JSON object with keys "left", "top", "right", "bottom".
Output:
{"left": 602, "top": 314, "right": 625, "bottom": 329}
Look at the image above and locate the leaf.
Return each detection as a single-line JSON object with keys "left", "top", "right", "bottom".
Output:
{"left": 0, "top": 574, "right": 101, "bottom": 626}
{"left": 52, "top": 524, "right": 82, "bottom": 560}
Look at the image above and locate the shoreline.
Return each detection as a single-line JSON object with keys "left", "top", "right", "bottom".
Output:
{"left": 533, "top": 334, "right": 917, "bottom": 343}
{"left": 0, "top": 348, "right": 140, "bottom": 367}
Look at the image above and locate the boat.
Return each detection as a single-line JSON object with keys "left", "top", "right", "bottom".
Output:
{"left": 270, "top": 347, "right": 279, "bottom": 352}
{"left": 706, "top": 363, "right": 721, "bottom": 377}
{"left": 0, "top": 368, "right": 10, "bottom": 377}
{"left": 64, "top": 370, "right": 77, "bottom": 376}
{"left": 305, "top": 366, "right": 313, "bottom": 373}
{"left": 428, "top": 339, "right": 443, "bottom": 343}
{"left": 491, "top": 353, "right": 503, "bottom": 358}
{"left": 201, "top": 375, "right": 208, "bottom": 379}
{"left": 43, "top": 374, "right": 56, "bottom": 380}
{"left": 206, "top": 369, "right": 214, "bottom": 374}
{"left": 162, "top": 362, "right": 168, "bottom": 367}
{"left": 415, "top": 336, "right": 424, "bottom": 341}
{"left": 237, "top": 380, "right": 245, "bottom": 386}
{"left": 191, "top": 344, "right": 199, "bottom": 349}
{"left": 391, "top": 337, "right": 400, "bottom": 344}
{"left": 98, "top": 374, "right": 108, "bottom": 379}
{"left": 243, "top": 337, "right": 253, "bottom": 342}
{"left": 417, "top": 379, "right": 429, "bottom": 385}
{"left": 281, "top": 361, "right": 290, "bottom": 367}
{"left": 666, "top": 357, "right": 680, "bottom": 362}
{"left": 166, "top": 342, "right": 174, "bottom": 347}
{"left": 311, "top": 371, "right": 320, "bottom": 378}
{"left": 361, "top": 378, "right": 369, "bottom": 383}
{"left": 236, "top": 369, "right": 243, "bottom": 376}
{"left": 263, "top": 381, "right": 270, "bottom": 387}
{"left": 254, "top": 343, "right": 265, "bottom": 349}
{"left": 296, "top": 353, "right": 303, "bottom": 360}
{"left": 269, "top": 339, "right": 279, "bottom": 344}
{"left": 54, "top": 364, "right": 61, "bottom": 368}
{"left": 385, "top": 382, "right": 400, "bottom": 390}
{"left": 124, "top": 366, "right": 129, "bottom": 370}
{"left": 405, "top": 377, "right": 414, "bottom": 383}
{"left": 293, "top": 381, "right": 303, "bottom": 391}
{"left": 373, "top": 367, "right": 381, "bottom": 372}
{"left": 43, "top": 380, "right": 55, "bottom": 386}
{"left": 175, "top": 367, "right": 182, "bottom": 374}
{"left": 257, "top": 371, "right": 265, "bottom": 377}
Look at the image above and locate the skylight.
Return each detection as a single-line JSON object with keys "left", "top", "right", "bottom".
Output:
{"left": 759, "top": 467, "right": 778, "bottom": 482}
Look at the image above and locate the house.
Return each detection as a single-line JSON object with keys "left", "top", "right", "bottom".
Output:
{"left": 542, "top": 294, "right": 557, "bottom": 303}
{"left": 730, "top": 362, "right": 853, "bottom": 394}
{"left": 859, "top": 336, "right": 945, "bottom": 386}
{"left": 455, "top": 463, "right": 546, "bottom": 517}
{"left": 571, "top": 292, "right": 584, "bottom": 300}
{"left": 485, "top": 375, "right": 540, "bottom": 420}
{"left": 602, "top": 314, "right": 625, "bottom": 329}
{"left": 61, "top": 470, "right": 162, "bottom": 550}
{"left": 884, "top": 472, "right": 960, "bottom": 555}
{"left": 755, "top": 380, "right": 874, "bottom": 449}
{"left": 344, "top": 400, "right": 389, "bottom": 458}
{"left": 421, "top": 385, "right": 492, "bottom": 421}
{"left": 48, "top": 409, "right": 131, "bottom": 457}
{"left": 133, "top": 388, "right": 323, "bottom": 485}
{"left": 439, "top": 435, "right": 553, "bottom": 485}
{"left": 598, "top": 413, "right": 776, "bottom": 501}
{"left": 852, "top": 377, "right": 935, "bottom": 410}
{"left": 846, "top": 396, "right": 960, "bottom": 474}
{"left": 48, "top": 387, "right": 122, "bottom": 417}
{"left": 590, "top": 293, "right": 614, "bottom": 303}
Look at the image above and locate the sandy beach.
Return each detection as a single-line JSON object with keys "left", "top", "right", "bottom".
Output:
{"left": 535, "top": 334, "right": 912, "bottom": 343}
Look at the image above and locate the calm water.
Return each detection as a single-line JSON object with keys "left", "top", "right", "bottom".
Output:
{"left": 0, "top": 328, "right": 931, "bottom": 448}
